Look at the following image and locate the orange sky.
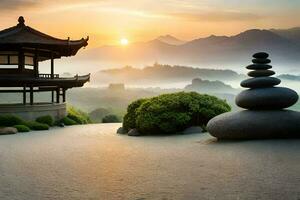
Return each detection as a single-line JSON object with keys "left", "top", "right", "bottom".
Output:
{"left": 0, "top": 0, "right": 300, "bottom": 48}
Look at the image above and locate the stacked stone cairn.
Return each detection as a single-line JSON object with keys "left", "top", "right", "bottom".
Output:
{"left": 207, "top": 52, "right": 300, "bottom": 139}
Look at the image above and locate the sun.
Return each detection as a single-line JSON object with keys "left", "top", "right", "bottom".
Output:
{"left": 120, "top": 38, "right": 129, "bottom": 46}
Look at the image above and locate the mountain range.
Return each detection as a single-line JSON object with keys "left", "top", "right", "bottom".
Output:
{"left": 79, "top": 27, "right": 300, "bottom": 73}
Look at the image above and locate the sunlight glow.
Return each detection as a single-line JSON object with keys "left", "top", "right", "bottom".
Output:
{"left": 120, "top": 38, "right": 129, "bottom": 46}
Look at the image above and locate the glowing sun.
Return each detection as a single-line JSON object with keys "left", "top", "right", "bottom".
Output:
{"left": 120, "top": 38, "right": 129, "bottom": 46}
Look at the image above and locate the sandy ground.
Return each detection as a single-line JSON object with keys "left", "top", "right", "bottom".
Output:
{"left": 0, "top": 123, "right": 299, "bottom": 200}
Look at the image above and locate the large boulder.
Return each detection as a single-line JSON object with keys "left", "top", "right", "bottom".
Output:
{"left": 0, "top": 127, "right": 18, "bottom": 135}
{"left": 207, "top": 110, "right": 300, "bottom": 139}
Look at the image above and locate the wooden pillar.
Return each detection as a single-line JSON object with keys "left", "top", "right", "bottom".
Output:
{"left": 18, "top": 50, "right": 24, "bottom": 72}
{"left": 23, "top": 86, "right": 26, "bottom": 105}
{"left": 30, "top": 86, "right": 33, "bottom": 105}
{"left": 51, "top": 91, "right": 54, "bottom": 103}
{"left": 62, "top": 89, "right": 66, "bottom": 102}
{"left": 34, "top": 50, "right": 39, "bottom": 78}
{"left": 56, "top": 88, "right": 60, "bottom": 103}
{"left": 51, "top": 52, "right": 54, "bottom": 79}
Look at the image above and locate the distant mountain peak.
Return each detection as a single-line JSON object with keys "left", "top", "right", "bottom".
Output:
{"left": 155, "top": 35, "right": 185, "bottom": 45}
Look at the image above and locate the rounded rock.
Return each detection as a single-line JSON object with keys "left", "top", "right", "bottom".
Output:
{"left": 207, "top": 110, "right": 300, "bottom": 139}
{"left": 252, "top": 58, "right": 271, "bottom": 64}
{"left": 241, "top": 77, "right": 281, "bottom": 88}
{"left": 235, "top": 87, "right": 299, "bottom": 109}
{"left": 247, "top": 70, "right": 275, "bottom": 77}
{"left": 246, "top": 64, "right": 272, "bottom": 70}
{"left": 253, "top": 52, "right": 269, "bottom": 59}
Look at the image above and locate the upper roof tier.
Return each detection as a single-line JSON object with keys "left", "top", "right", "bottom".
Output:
{"left": 0, "top": 16, "right": 88, "bottom": 60}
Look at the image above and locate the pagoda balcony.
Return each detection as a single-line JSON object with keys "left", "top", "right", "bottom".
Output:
{"left": 39, "top": 73, "right": 60, "bottom": 79}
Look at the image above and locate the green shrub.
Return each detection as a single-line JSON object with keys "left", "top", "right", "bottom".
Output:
{"left": 123, "top": 98, "right": 148, "bottom": 132}
{"left": 67, "top": 106, "right": 91, "bottom": 124}
{"left": 36, "top": 115, "right": 54, "bottom": 126}
{"left": 123, "top": 92, "right": 231, "bottom": 135}
{"left": 0, "top": 115, "right": 26, "bottom": 127}
{"left": 13, "top": 125, "right": 30, "bottom": 132}
{"left": 102, "top": 115, "right": 121, "bottom": 123}
{"left": 61, "top": 116, "right": 77, "bottom": 126}
{"left": 26, "top": 121, "right": 49, "bottom": 131}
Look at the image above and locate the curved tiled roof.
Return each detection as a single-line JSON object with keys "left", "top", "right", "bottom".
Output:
{"left": 0, "top": 16, "right": 89, "bottom": 58}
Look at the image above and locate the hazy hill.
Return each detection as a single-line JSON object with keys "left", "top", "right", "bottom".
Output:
{"left": 92, "top": 63, "right": 245, "bottom": 86}
{"left": 79, "top": 27, "right": 300, "bottom": 73}
{"left": 271, "top": 27, "right": 300, "bottom": 45}
{"left": 184, "top": 78, "right": 239, "bottom": 94}
{"left": 156, "top": 35, "right": 186, "bottom": 45}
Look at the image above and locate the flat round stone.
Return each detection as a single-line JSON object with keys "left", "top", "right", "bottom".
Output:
{"left": 207, "top": 110, "right": 300, "bottom": 139}
{"left": 246, "top": 64, "right": 272, "bottom": 70}
{"left": 241, "top": 77, "right": 281, "bottom": 88}
{"left": 235, "top": 87, "right": 299, "bottom": 109}
{"left": 247, "top": 70, "right": 275, "bottom": 77}
{"left": 253, "top": 52, "right": 269, "bottom": 59}
{"left": 252, "top": 58, "right": 271, "bottom": 64}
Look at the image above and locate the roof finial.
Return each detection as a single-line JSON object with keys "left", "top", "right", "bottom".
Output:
{"left": 18, "top": 16, "right": 25, "bottom": 26}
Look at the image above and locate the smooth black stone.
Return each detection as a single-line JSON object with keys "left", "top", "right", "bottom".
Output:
{"left": 248, "top": 70, "right": 275, "bottom": 77}
{"left": 246, "top": 64, "right": 272, "bottom": 70}
{"left": 207, "top": 110, "right": 300, "bottom": 139}
{"left": 235, "top": 87, "right": 299, "bottom": 109}
{"left": 253, "top": 52, "right": 269, "bottom": 59}
{"left": 241, "top": 77, "right": 281, "bottom": 88}
{"left": 252, "top": 58, "right": 271, "bottom": 64}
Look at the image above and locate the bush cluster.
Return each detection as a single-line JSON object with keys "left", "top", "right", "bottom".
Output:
{"left": 123, "top": 92, "right": 231, "bottom": 135}
{"left": 25, "top": 121, "right": 49, "bottom": 130}
{"left": 67, "top": 106, "right": 91, "bottom": 124}
{"left": 36, "top": 115, "right": 54, "bottom": 126}
{"left": 61, "top": 116, "right": 77, "bottom": 126}
{"left": 13, "top": 125, "right": 30, "bottom": 132}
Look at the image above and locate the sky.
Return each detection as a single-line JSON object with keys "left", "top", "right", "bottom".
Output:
{"left": 0, "top": 0, "right": 300, "bottom": 47}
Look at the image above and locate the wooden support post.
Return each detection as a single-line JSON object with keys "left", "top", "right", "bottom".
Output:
{"left": 62, "top": 89, "right": 66, "bottom": 102}
{"left": 34, "top": 49, "right": 39, "bottom": 78}
{"left": 56, "top": 88, "right": 60, "bottom": 103}
{"left": 30, "top": 86, "right": 33, "bottom": 105}
{"left": 23, "top": 86, "right": 26, "bottom": 105}
{"left": 51, "top": 52, "right": 54, "bottom": 79}
{"left": 18, "top": 50, "right": 24, "bottom": 72}
{"left": 51, "top": 91, "right": 54, "bottom": 103}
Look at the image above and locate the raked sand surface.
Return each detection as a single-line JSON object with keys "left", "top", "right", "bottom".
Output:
{"left": 0, "top": 123, "right": 299, "bottom": 200}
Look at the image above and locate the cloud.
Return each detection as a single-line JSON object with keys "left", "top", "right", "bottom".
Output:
{"left": 0, "top": 0, "right": 38, "bottom": 10}
{"left": 169, "top": 10, "right": 264, "bottom": 22}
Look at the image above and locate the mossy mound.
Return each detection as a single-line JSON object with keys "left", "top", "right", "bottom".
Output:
{"left": 36, "top": 115, "right": 54, "bottom": 126}
{"left": 123, "top": 92, "right": 231, "bottom": 135}
{"left": 13, "top": 125, "right": 30, "bottom": 132}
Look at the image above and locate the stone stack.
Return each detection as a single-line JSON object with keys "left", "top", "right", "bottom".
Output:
{"left": 207, "top": 52, "right": 300, "bottom": 139}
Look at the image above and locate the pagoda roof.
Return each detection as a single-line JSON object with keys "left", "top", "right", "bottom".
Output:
{"left": 0, "top": 16, "right": 88, "bottom": 59}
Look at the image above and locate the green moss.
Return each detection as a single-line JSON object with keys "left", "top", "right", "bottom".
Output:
{"left": 13, "top": 125, "right": 30, "bottom": 132}
{"left": 61, "top": 116, "right": 77, "bottom": 126}
{"left": 123, "top": 98, "right": 148, "bottom": 132}
{"left": 36, "top": 115, "right": 54, "bottom": 126}
{"left": 25, "top": 121, "right": 49, "bottom": 131}
{"left": 67, "top": 106, "right": 91, "bottom": 124}
{"left": 123, "top": 92, "right": 231, "bottom": 135}
{"left": 0, "top": 115, "right": 26, "bottom": 127}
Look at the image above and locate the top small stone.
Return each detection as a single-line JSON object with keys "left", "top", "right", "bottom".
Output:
{"left": 253, "top": 52, "right": 269, "bottom": 59}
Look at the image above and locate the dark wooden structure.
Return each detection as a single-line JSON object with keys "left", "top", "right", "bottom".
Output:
{"left": 0, "top": 16, "right": 90, "bottom": 105}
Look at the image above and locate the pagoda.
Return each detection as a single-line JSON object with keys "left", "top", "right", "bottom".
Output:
{"left": 0, "top": 16, "right": 90, "bottom": 120}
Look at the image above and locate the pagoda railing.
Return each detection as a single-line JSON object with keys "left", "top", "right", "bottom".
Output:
{"left": 39, "top": 73, "right": 59, "bottom": 79}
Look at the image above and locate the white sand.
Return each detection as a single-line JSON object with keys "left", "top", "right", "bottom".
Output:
{"left": 0, "top": 123, "right": 299, "bottom": 200}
